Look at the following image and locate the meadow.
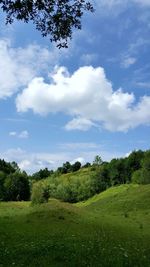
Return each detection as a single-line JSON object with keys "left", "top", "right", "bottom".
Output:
{"left": 0, "top": 184, "right": 150, "bottom": 267}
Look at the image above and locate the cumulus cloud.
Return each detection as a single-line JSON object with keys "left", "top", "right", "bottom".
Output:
{"left": 0, "top": 39, "right": 58, "bottom": 99}
{"left": 16, "top": 65, "right": 150, "bottom": 132}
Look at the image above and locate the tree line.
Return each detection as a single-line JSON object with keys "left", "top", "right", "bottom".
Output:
{"left": 32, "top": 150, "right": 150, "bottom": 204}
{"left": 0, "top": 149, "right": 150, "bottom": 203}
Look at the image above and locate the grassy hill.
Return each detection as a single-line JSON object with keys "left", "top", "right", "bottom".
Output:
{"left": 0, "top": 184, "right": 150, "bottom": 267}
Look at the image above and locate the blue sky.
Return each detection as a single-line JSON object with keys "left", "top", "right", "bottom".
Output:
{"left": 0, "top": 0, "right": 150, "bottom": 173}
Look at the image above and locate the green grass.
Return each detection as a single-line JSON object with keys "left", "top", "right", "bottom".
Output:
{"left": 0, "top": 184, "right": 150, "bottom": 267}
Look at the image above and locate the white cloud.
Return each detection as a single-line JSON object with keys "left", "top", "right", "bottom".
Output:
{"left": 80, "top": 53, "right": 97, "bottom": 64}
{"left": 121, "top": 57, "right": 137, "bottom": 68}
{"left": 136, "top": 81, "right": 150, "bottom": 88}
{"left": 9, "top": 131, "right": 17, "bottom": 136}
{"left": 16, "top": 65, "right": 150, "bottom": 132}
{"left": 95, "top": 0, "right": 150, "bottom": 9}
{"left": 18, "top": 130, "right": 29, "bottom": 139}
{"left": 0, "top": 148, "right": 65, "bottom": 173}
{"left": 65, "top": 117, "right": 95, "bottom": 131}
{"left": 0, "top": 147, "right": 124, "bottom": 173}
{"left": 93, "top": 0, "right": 150, "bottom": 16}
{"left": 9, "top": 130, "right": 29, "bottom": 139}
{"left": 59, "top": 142, "right": 99, "bottom": 150}
{"left": 134, "top": 0, "right": 150, "bottom": 6}
{"left": 70, "top": 157, "right": 85, "bottom": 165}
{"left": 0, "top": 39, "right": 59, "bottom": 99}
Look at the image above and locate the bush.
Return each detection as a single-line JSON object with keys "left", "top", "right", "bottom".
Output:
{"left": 4, "top": 171, "right": 30, "bottom": 201}
{"left": 31, "top": 181, "right": 50, "bottom": 204}
{"left": 132, "top": 169, "right": 150, "bottom": 185}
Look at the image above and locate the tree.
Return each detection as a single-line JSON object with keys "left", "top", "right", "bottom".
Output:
{"left": 132, "top": 169, "right": 150, "bottom": 185}
{"left": 126, "top": 150, "right": 144, "bottom": 181}
{"left": 93, "top": 155, "right": 102, "bottom": 166}
{"left": 0, "top": 0, "right": 93, "bottom": 48}
{"left": 0, "top": 159, "right": 17, "bottom": 174}
{"left": 0, "top": 171, "right": 6, "bottom": 200}
{"left": 132, "top": 150, "right": 150, "bottom": 185}
{"left": 71, "top": 161, "right": 81, "bottom": 172}
{"left": 108, "top": 158, "right": 128, "bottom": 186}
{"left": 4, "top": 171, "right": 30, "bottom": 201}
{"left": 31, "top": 181, "right": 50, "bottom": 204}
{"left": 142, "top": 150, "right": 150, "bottom": 171}
{"left": 83, "top": 162, "right": 91, "bottom": 168}
{"left": 31, "top": 168, "right": 53, "bottom": 181}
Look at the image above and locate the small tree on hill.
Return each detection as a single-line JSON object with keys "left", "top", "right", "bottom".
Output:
{"left": 31, "top": 181, "right": 50, "bottom": 204}
{"left": 4, "top": 171, "right": 30, "bottom": 201}
{"left": 93, "top": 155, "right": 102, "bottom": 166}
{"left": 71, "top": 161, "right": 81, "bottom": 172}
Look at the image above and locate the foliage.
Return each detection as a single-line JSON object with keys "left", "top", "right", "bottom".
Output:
{"left": 29, "top": 149, "right": 150, "bottom": 204}
{"left": 82, "top": 162, "right": 91, "bottom": 168}
{"left": 93, "top": 155, "right": 103, "bottom": 166}
{"left": 31, "top": 181, "right": 50, "bottom": 204}
{"left": 31, "top": 168, "right": 53, "bottom": 181}
{"left": 125, "top": 150, "right": 144, "bottom": 181}
{"left": 0, "top": 149, "right": 150, "bottom": 203}
{"left": 108, "top": 158, "right": 127, "bottom": 185}
{"left": 4, "top": 171, "right": 30, "bottom": 201}
{"left": 0, "top": 159, "right": 18, "bottom": 174}
{"left": 132, "top": 151, "right": 150, "bottom": 184}
{"left": 71, "top": 161, "right": 81, "bottom": 172}
{"left": 0, "top": 0, "right": 93, "bottom": 48}
{"left": 56, "top": 160, "right": 82, "bottom": 175}
{"left": 0, "top": 171, "right": 6, "bottom": 200}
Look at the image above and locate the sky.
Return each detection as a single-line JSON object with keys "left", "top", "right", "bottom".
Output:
{"left": 0, "top": 0, "right": 150, "bottom": 173}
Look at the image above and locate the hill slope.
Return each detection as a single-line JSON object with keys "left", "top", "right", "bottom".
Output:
{"left": 76, "top": 184, "right": 150, "bottom": 212}
{"left": 0, "top": 184, "right": 150, "bottom": 267}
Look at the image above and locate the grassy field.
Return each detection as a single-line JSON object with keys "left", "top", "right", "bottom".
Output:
{"left": 0, "top": 184, "right": 150, "bottom": 267}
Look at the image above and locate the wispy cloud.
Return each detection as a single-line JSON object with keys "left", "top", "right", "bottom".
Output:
{"left": 0, "top": 147, "right": 124, "bottom": 173}
{"left": 9, "top": 130, "right": 29, "bottom": 139}
{"left": 121, "top": 56, "right": 137, "bottom": 68}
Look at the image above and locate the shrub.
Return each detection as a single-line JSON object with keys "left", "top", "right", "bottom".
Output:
{"left": 132, "top": 169, "right": 150, "bottom": 185}
{"left": 31, "top": 181, "right": 50, "bottom": 204}
{"left": 4, "top": 171, "right": 30, "bottom": 201}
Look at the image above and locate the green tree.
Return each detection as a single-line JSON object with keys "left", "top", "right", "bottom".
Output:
{"left": 32, "top": 168, "right": 53, "bottom": 181}
{"left": 0, "top": 159, "right": 17, "bottom": 174}
{"left": 142, "top": 150, "right": 150, "bottom": 171}
{"left": 0, "top": 0, "right": 93, "bottom": 48}
{"left": 126, "top": 150, "right": 144, "bottom": 181}
{"left": 131, "top": 150, "right": 150, "bottom": 185}
{"left": 83, "top": 162, "right": 91, "bottom": 168}
{"left": 108, "top": 158, "right": 127, "bottom": 186}
{"left": 4, "top": 171, "right": 30, "bottom": 201}
{"left": 0, "top": 171, "right": 6, "bottom": 200}
{"left": 132, "top": 169, "right": 150, "bottom": 185}
{"left": 71, "top": 161, "right": 81, "bottom": 172}
{"left": 31, "top": 181, "right": 50, "bottom": 204}
{"left": 93, "top": 155, "right": 102, "bottom": 166}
